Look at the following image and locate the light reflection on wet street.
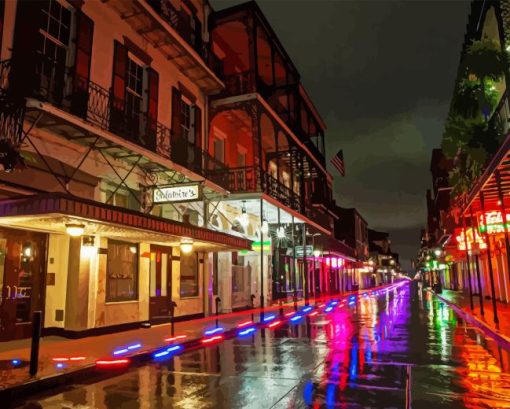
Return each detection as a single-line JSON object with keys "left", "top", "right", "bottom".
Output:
{"left": 10, "top": 283, "right": 510, "bottom": 408}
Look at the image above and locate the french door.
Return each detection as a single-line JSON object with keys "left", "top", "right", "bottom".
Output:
{"left": 0, "top": 228, "right": 46, "bottom": 341}
{"left": 149, "top": 245, "right": 172, "bottom": 322}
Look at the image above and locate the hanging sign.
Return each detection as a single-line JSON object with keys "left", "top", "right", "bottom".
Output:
{"left": 153, "top": 183, "right": 202, "bottom": 204}
{"left": 478, "top": 211, "right": 510, "bottom": 235}
{"left": 295, "top": 245, "right": 314, "bottom": 257}
{"left": 455, "top": 227, "right": 486, "bottom": 251}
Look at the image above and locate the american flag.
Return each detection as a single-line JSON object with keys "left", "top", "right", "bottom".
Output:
{"left": 331, "top": 149, "right": 345, "bottom": 176}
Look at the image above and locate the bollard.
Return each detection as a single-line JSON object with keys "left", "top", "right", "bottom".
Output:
{"left": 250, "top": 294, "right": 255, "bottom": 322}
{"left": 29, "top": 311, "right": 42, "bottom": 377}
{"left": 215, "top": 296, "right": 221, "bottom": 327}
{"left": 170, "top": 301, "right": 177, "bottom": 336}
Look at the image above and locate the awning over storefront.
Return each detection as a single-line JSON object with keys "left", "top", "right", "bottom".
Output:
{"left": 461, "top": 131, "right": 510, "bottom": 214}
{"left": 0, "top": 193, "right": 251, "bottom": 251}
{"left": 320, "top": 236, "right": 356, "bottom": 261}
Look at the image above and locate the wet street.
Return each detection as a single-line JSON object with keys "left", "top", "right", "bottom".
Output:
{"left": 9, "top": 283, "right": 510, "bottom": 408}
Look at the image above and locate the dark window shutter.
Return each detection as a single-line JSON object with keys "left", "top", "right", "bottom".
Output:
{"left": 0, "top": 0, "right": 4, "bottom": 55}
{"left": 110, "top": 40, "right": 127, "bottom": 133}
{"left": 71, "top": 11, "right": 94, "bottom": 117}
{"left": 171, "top": 87, "right": 182, "bottom": 138}
{"left": 10, "top": 0, "right": 43, "bottom": 99}
{"left": 194, "top": 106, "right": 202, "bottom": 149}
{"left": 146, "top": 67, "right": 159, "bottom": 151}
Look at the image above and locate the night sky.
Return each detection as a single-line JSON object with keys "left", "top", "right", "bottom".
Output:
{"left": 211, "top": 0, "right": 471, "bottom": 269}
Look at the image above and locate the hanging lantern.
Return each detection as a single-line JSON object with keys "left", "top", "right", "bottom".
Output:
{"left": 237, "top": 201, "right": 250, "bottom": 228}
{"left": 276, "top": 225, "right": 286, "bottom": 239}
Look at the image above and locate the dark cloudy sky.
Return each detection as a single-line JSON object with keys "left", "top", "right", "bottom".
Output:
{"left": 211, "top": 0, "right": 471, "bottom": 269}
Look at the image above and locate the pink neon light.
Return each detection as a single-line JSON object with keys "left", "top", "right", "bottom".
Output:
{"left": 69, "top": 357, "right": 86, "bottom": 361}
{"left": 285, "top": 311, "right": 296, "bottom": 317}
{"left": 237, "top": 320, "right": 253, "bottom": 328}
{"left": 201, "top": 335, "right": 224, "bottom": 344}
{"left": 332, "top": 258, "right": 337, "bottom": 268}
{"left": 96, "top": 359, "right": 130, "bottom": 366}
{"left": 164, "top": 335, "right": 187, "bottom": 342}
{"left": 309, "top": 311, "right": 319, "bottom": 317}
{"left": 268, "top": 320, "right": 282, "bottom": 328}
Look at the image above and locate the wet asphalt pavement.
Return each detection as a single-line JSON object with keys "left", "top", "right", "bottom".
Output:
{"left": 9, "top": 282, "right": 510, "bottom": 408}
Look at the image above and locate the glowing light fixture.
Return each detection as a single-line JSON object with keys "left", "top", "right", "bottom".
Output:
{"left": 263, "top": 314, "right": 276, "bottom": 322}
{"left": 238, "top": 202, "right": 250, "bottom": 228}
{"left": 96, "top": 359, "right": 130, "bottom": 367}
{"left": 261, "top": 219, "right": 269, "bottom": 235}
{"left": 66, "top": 223, "right": 85, "bottom": 237}
{"left": 204, "top": 327, "right": 224, "bottom": 336}
{"left": 313, "top": 249, "right": 321, "bottom": 258}
{"left": 201, "top": 335, "right": 224, "bottom": 344}
{"left": 165, "top": 335, "right": 187, "bottom": 343}
{"left": 268, "top": 320, "right": 282, "bottom": 328}
{"left": 237, "top": 320, "right": 253, "bottom": 328}
{"left": 180, "top": 238, "right": 193, "bottom": 254}
{"left": 276, "top": 225, "right": 286, "bottom": 239}
{"left": 238, "top": 327, "right": 256, "bottom": 337}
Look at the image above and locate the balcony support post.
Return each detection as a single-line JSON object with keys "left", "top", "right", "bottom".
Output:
{"left": 461, "top": 213, "right": 475, "bottom": 310}
{"left": 479, "top": 191, "right": 500, "bottom": 325}
{"left": 469, "top": 206, "right": 485, "bottom": 316}
{"left": 259, "top": 198, "right": 265, "bottom": 321}
{"left": 292, "top": 215, "right": 298, "bottom": 310}
{"left": 495, "top": 169, "right": 510, "bottom": 298}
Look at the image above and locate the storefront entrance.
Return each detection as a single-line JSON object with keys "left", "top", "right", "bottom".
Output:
{"left": 0, "top": 227, "right": 47, "bottom": 341}
{"left": 149, "top": 245, "right": 173, "bottom": 322}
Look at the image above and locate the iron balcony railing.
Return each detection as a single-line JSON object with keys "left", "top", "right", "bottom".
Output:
{"left": 0, "top": 57, "right": 227, "bottom": 184}
{"left": 147, "top": 0, "right": 223, "bottom": 78}
{"left": 210, "top": 165, "right": 323, "bottom": 218}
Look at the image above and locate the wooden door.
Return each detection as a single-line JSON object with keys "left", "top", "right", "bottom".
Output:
{"left": 0, "top": 228, "right": 46, "bottom": 341}
{"left": 149, "top": 245, "right": 172, "bottom": 321}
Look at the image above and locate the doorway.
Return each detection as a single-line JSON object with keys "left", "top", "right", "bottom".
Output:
{"left": 149, "top": 245, "right": 172, "bottom": 322}
{"left": 0, "top": 227, "right": 47, "bottom": 341}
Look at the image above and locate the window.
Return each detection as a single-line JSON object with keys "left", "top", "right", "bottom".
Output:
{"left": 180, "top": 252, "right": 199, "bottom": 297}
{"left": 180, "top": 99, "right": 193, "bottom": 143}
{"left": 106, "top": 240, "right": 138, "bottom": 302}
{"left": 37, "top": 0, "right": 72, "bottom": 100}
{"left": 213, "top": 138, "right": 225, "bottom": 163}
{"left": 125, "top": 55, "right": 144, "bottom": 127}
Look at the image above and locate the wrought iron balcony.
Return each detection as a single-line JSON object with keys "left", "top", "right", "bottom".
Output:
{"left": 0, "top": 58, "right": 226, "bottom": 185}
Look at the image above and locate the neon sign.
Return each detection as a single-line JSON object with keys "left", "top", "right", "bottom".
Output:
{"left": 478, "top": 211, "right": 510, "bottom": 234}
{"left": 455, "top": 227, "right": 486, "bottom": 251}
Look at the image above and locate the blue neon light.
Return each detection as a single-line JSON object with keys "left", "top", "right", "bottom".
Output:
{"left": 349, "top": 296, "right": 356, "bottom": 301}
{"left": 324, "top": 306, "right": 333, "bottom": 312}
{"left": 56, "top": 363, "right": 65, "bottom": 369}
{"left": 154, "top": 350, "right": 169, "bottom": 358}
{"left": 348, "top": 301, "right": 355, "bottom": 306}
{"left": 263, "top": 314, "right": 276, "bottom": 322}
{"left": 330, "top": 301, "right": 338, "bottom": 306}
{"left": 290, "top": 314, "right": 303, "bottom": 322}
{"left": 167, "top": 345, "right": 182, "bottom": 353}
{"left": 302, "top": 306, "right": 313, "bottom": 313}
{"left": 113, "top": 348, "right": 129, "bottom": 356}
{"left": 204, "top": 327, "right": 224, "bottom": 336}
{"left": 238, "top": 327, "right": 256, "bottom": 337}
{"left": 11, "top": 359, "right": 20, "bottom": 366}
{"left": 127, "top": 343, "right": 142, "bottom": 350}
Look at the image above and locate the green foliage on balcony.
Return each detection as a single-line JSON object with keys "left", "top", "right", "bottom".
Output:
{"left": 441, "top": 38, "right": 508, "bottom": 197}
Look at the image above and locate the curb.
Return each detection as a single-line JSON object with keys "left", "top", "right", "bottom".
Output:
{"left": 1, "top": 283, "right": 404, "bottom": 404}
{"left": 428, "top": 290, "right": 510, "bottom": 352}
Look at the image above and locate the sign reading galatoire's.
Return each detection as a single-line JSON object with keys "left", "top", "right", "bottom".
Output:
{"left": 153, "top": 183, "right": 202, "bottom": 203}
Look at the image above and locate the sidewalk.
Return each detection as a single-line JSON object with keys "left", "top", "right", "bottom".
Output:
{"left": 0, "top": 307, "right": 271, "bottom": 392}
{"left": 431, "top": 289, "right": 510, "bottom": 349}
{"left": 0, "top": 284, "right": 397, "bottom": 397}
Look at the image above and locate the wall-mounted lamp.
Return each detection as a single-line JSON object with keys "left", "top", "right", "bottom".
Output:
{"left": 66, "top": 223, "right": 85, "bottom": 237}
{"left": 180, "top": 238, "right": 194, "bottom": 254}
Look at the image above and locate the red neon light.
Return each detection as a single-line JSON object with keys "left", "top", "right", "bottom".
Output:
{"left": 285, "top": 311, "right": 296, "bottom": 317}
{"left": 164, "top": 335, "right": 187, "bottom": 342}
{"left": 201, "top": 335, "right": 224, "bottom": 344}
{"left": 268, "top": 320, "right": 282, "bottom": 328}
{"left": 96, "top": 359, "right": 130, "bottom": 366}
{"left": 52, "top": 356, "right": 86, "bottom": 362}
{"left": 237, "top": 320, "right": 253, "bottom": 328}
{"left": 309, "top": 311, "right": 319, "bottom": 317}
{"left": 318, "top": 304, "right": 325, "bottom": 308}
{"left": 455, "top": 227, "right": 486, "bottom": 251}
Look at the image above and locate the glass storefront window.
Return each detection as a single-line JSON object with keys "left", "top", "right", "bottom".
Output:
{"left": 106, "top": 240, "right": 138, "bottom": 302}
{"left": 180, "top": 252, "right": 199, "bottom": 298}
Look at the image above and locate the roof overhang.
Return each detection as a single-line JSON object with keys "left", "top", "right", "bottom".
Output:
{"left": 0, "top": 194, "right": 251, "bottom": 251}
